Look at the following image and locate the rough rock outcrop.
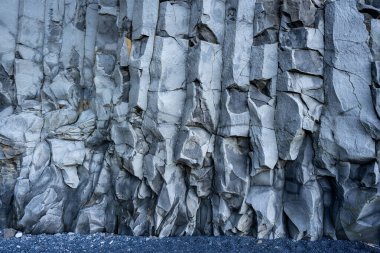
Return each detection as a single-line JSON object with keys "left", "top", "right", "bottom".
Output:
{"left": 0, "top": 0, "right": 379, "bottom": 243}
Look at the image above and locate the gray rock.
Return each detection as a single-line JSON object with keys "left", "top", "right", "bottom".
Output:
{"left": 246, "top": 168, "right": 284, "bottom": 239}
{"left": 15, "top": 59, "right": 43, "bottom": 107}
{"left": 372, "top": 61, "right": 380, "bottom": 85}
{"left": 189, "top": 0, "right": 225, "bottom": 44}
{"left": 0, "top": 0, "right": 379, "bottom": 245}
{"left": 250, "top": 43, "right": 278, "bottom": 83}
{"left": 253, "top": 0, "right": 280, "bottom": 44}
{"left": 218, "top": 88, "right": 250, "bottom": 137}
{"left": 183, "top": 40, "right": 222, "bottom": 132}
{"left": 282, "top": 0, "right": 317, "bottom": 27}
{"left": 3, "top": 228, "right": 16, "bottom": 239}
{"left": 0, "top": 1, "right": 19, "bottom": 75}
{"left": 248, "top": 90, "right": 278, "bottom": 171}
{"left": 157, "top": 1, "right": 190, "bottom": 38}
{"left": 371, "top": 19, "right": 380, "bottom": 61}
{"left": 277, "top": 72, "right": 324, "bottom": 103}
{"left": 132, "top": 0, "right": 159, "bottom": 39}
{"left": 279, "top": 27, "right": 324, "bottom": 54}
{"left": 284, "top": 137, "right": 323, "bottom": 240}
{"left": 278, "top": 49, "right": 323, "bottom": 76}
{"left": 175, "top": 127, "right": 211, "bottom": 170}
{"left": 275, "top": 92, "right": 305, "bottom": 161}
{"left": 222, "top": 0, "right": 254, "bottom": 90}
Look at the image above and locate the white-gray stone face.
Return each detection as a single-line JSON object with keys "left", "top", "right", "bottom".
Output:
{"left": 0, "top": 0, "right": 380, "bottom": 244}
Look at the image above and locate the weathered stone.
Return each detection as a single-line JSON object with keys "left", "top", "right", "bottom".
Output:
{"left": 0, "top": 0, "right": 19, "bottom": 75}
{"left": 15, "top": 60, "right": 43, "bottom": 106}
{"left": 372, "top": 61, "right": 380, "bottom": 85}
{"left": 150, "top": 37, "right": 188, "bottom": 92}
{"left": 189, "top": 0, "right": 225, "bottom": 44}
{"left": 214, "top": 137, "right": 250, "bottom": 201}
{"left": 218, "top": 88, "right": 250, "bottom": 137}
{"left": 275, "top": 92, "right": 305, "bottom": 161}
{"left": 175, "top": 127, "right": 211, "bottom": 170}
{"left": 277, "top": 72, "right": 324, "bottom": 103}
{"left": 3, "top": 228, "right": 16, "bottom": 239}
{"left": 222, "top": 0, "right": 254, "bottom": 90}
{"left": 250, "top": 43, "right": 278, "bottom": 82}
{"left": 183, "top": 40, "right": 222, "bottom": 132}
{"left": 157, "top": 1, "right": 190, "bottom": 38}
{"left": 371, "top": 19, "right": 380, "bottom": 61}
{"left": 246, "top": 168, "right": 284, "bottom": 239}
{"left": 0, "top": 0, "right": 379, "bottom": 245}
{"left": 282, "top": 0, "right": 317, "bottom": 28}
{"left": 253, "top": 0, "right": 280, "bottom": 44}
{"left": 278, "top": 49, "right": 323, "bottom": 76}
{"left": 279, "top": 27, "right": 324, "bottom": 54}
{"left": 48, "top": 139, "right": 85, "bottom": 168}
{"left": 248, "top": 89, "right": 278, "bottom": 171}
{"left": 132, "top": 0, "right": 159, "bottom": 39}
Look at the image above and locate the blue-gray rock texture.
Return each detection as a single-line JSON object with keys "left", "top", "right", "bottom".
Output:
{"left": 0, "top": 0, "right": 380, "bottom": 244}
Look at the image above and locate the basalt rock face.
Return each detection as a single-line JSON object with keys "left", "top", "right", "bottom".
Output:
{"left": 0, "top": 0, "right": 379, "bottom": 243}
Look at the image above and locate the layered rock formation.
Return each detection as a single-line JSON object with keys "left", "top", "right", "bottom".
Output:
{"left": 0, "top": 0, "right": 379, "bottom": 243}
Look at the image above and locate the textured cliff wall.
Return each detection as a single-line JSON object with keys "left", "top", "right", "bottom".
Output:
{"left": 0, "top": 0, "right": 379, "bottom": 243}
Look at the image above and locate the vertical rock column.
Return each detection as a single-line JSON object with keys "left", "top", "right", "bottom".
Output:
{"left": 174, "top": 0, "right": 224, "bottom": 235}
{"left": 0, "top": 0, "right": 20, "bottom": 228}
{"left": 13, "top": 0, "right": 96, "bottom": 234}
{"left": 316, "top": 0, "right": 380, "bottom": 243}
{"left": 12, "top": 0, "right": 54, "bottom": 233}
{"left": 275, "top": 0, "right": 325, "bottom": 241}
{"left": 74, "top": 0, "right": 119, "bottom": 233}
{"left": 144, "top": 0, "right": 190, "bottom": 237}
{"left": 111, "top": 0, "right": 147, "bottom": 236}
{"left": 108, "top": 0, "right": 159, "bottom": 236}
{"left": 246, "top": 0, "right": 283, "bottom": 239}
{"left": 213, "top": 0, "right": 253, "bottom": 235}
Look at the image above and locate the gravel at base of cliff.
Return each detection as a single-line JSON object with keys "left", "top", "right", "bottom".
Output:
{"left": 0, "top": 232, "right": 378, "bottom": 253}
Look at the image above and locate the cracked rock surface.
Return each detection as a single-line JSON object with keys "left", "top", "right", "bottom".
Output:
{"left": 0, "top": 0, "right": 379, "bottom": 244}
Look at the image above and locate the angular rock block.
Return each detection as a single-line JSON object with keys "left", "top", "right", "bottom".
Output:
{"left": 283, "top": 137, "right": 323, "bottom": 240}
{"left": 189, "top": 0, "right": 225, "bottom": 44}
{"left": 275, "top": 92, "right": 305, "bottom": 161}
{"left": 372, "top": 61, "right": 380, "bottom": 85}
{"left": 182, "top": 83, "right": 220, "bottom": 132}
{"left": 279, "top": 27, "right": 324, "bottom": 54}
{"left": 150, "top": 37, "right": 188, "bottom": 92}
{"left": 0, "top": 0, "right": 19, "bottom": 75}
{"left": 147, "top": 37, "right": 188, "bottom": 124}
{"left": 277, "top": 72, "right": 324, "bottom": 103}
{"left": 250, "top": 43, "right": 278, "bottom": 82}
{"left": 248, "top": 93, "right": 278, "bottom": 171}
{"left": 157, "top": 1, "right": 190, "bottom": 38}
{"left": 184, "top": 40, "right": 222, "bottom": 132}
{"left": 371, "top": 19, "right": 380, "bottom": 61}
{"left": 246, "top": 168, "right": 284, "bottom": 239}
{"left": 218, "top": 88, "right": 250, "bottom": 137}
{"left": 15, "top": 59, "right": 43, "bottom": 106}
{"left": 253, "top": 0, "right": 280, "bottom": 44}
{"left": 222, "top": 0, "right": 254, "bottom": 90}
{"left": 132, "top": 0, "right": 159, "bottom": 39}
{"left": 187, "top": 41, "right": 222, "bottom": 91}
{"left": 282, "top": 0, "right": 317, "bottom": 28}
{"left": 278, "top": 49, "right": 323, "bottom": 76}
{"left": 175, "top": 127, "right": 211, "bottom": 170}
{"left": 214, "top": 137, "right": 250, "bottom": 200}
